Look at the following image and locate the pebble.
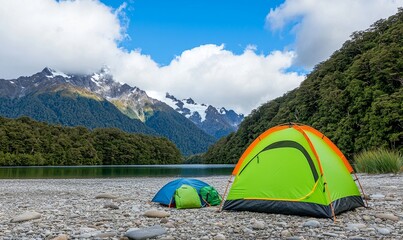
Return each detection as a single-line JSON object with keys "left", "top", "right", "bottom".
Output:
{"left": 95, "top": 193, "right": 118, "bottom": 199}
{"left": 144, "top": 209, "right": 170, "bottom": 218}
{"left": 281, "top": 229, "right": 292, "bottom": 237}
{"left": 50, "top": 234, "right": 69, "bottom": 240}
{"left": 375, "top": 213, "right": 399, "bottom": 221}
{"left": 323, "top": 232, "right": 339, "bottom": 237}
{"left": 376, "top": 227, "right": 391, "bottom": 235}
{"left": 346, "top": 223, "right": 366, "bottom": 231}
{"left": 11, "top": 211, "right": 41, "bottom": 223}
{"left": 0, "top": 175, "right": 401, "bottom": 239}
{"left": 252, "top": 220, "right": 266, "bottom": 230}
{"left": 104, "top": 203, "right": 119, "bottom": 209}
{"left": 302, "top": 219, "right": 320, "bottom": 228}
{"left": 213, "top": 233, "right": 226, "bottom": 240}
{"left": 125, "top": 225, "right": 166, "bottom": 240}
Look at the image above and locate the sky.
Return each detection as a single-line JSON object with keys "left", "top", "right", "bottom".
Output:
{"left": 0, "top": 0, "right": 401, "bottom": 114}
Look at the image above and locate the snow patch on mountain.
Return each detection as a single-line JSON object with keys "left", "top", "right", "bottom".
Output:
{"left": 163, "top": 93, "right": 244, "bottom": 138}
{"left": 44, "top": 67, "right": 71, "bottom": 79}
{"left": 164, "top": 94, "right": 209, "bottom": 122}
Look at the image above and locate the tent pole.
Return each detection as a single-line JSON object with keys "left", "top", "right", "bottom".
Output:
{"left": 353, "top": 172, "right": 368, "bottom": 207}
{"left": 218, "top": 175, "right": 233, "bottom": 212}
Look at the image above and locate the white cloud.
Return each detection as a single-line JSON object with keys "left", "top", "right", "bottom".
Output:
{"left": 118, "top": 44, "right": 305, "bottom": 114}
{"left": 266, "top": 0, "right": 402, "bottom": 69}
{"left": 0, "top": 0, "right": 305, "bottom": 114}
{"left": 0, "top": 0, "right": 124, "bottom": 77}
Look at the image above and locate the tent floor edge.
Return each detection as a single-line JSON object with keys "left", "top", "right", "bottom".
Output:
{"left": 223, "top": 199, "right": 333, "bottom": 218}
{"left": 332, "top": 195, "right": 366, "bottom": 215}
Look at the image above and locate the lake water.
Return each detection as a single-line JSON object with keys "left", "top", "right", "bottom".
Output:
{"left": 0, "top": 164, "right": 235, "bottom": 179}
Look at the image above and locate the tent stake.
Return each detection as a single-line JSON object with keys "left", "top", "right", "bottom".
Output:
{"left": 218, "top": 175, "right": 233, "bottom": 212}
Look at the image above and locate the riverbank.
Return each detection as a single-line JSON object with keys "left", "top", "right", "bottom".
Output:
{"left": 0, "top": 174, "right": 402, "bottom": 239}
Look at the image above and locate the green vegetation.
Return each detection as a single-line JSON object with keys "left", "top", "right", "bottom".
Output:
{"left": 0, "top": 88, "right": 216, "bottom": 156}
{"left": 0, "top": 90, "right": 156, "bottom": 134}
{"left": 354, "top": 149, "right": 402, "bottom": 173}
{"left": 145, "top": 106, "right": 216, "bottom": 156}
{"left": 0, "top": 116, "right": 182, "bottom": 166}
{"left": 203, "top": 9, "right": 403, "bottom": 164}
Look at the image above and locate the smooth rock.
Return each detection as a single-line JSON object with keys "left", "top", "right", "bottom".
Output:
{"left": 104, "top": 204, "right": 119, "bottom": 209}
{"left": 302, "top": 220, "right": 320, "bottom": 228}
{"left": 346, "top": 223, "right": 367, "bottom": 231}
{"left": 375, "top": 213, "right": 399, "bottom": 221}
{"left": 281, "top": 230, "right": 292, "bottom": 237}
{"left": 144, "top": 210, "right": 170, "bottom": 218}
{"left": 362, "top": 215, "right": 372, "bottom": 221}
{"left": 323, "top": 232, "right": 339, "bottom": 237}
{"left": 95, "top": 232, "right": 117, "bottom": 238}
{"left": 370, "top": 194, "right": 385, "bottom": 199}
{"left": 376, "top": 228, "right": 391, "bottom": 235}
{"left": 50, "top": 234, "right": 69, "bottom": 240}
{"left": 95, "top": 193, "right": 118, "bottom": 199}
{"left": 125, "top": 225, "right": 167, "bottom": 240}
{"left": 11, "top": 211, "right": 41, "bottom": 223}
{"left": 349, "top": 237, "right": 369, "bottom": 240}
{"left": 213, "top": 233, "right": 226, "bottom": 240}
{"left": 252, "top": 220, "right": 265, "bottom": 230}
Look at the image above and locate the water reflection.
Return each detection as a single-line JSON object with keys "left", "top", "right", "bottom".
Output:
{"left": 0, "top": 164, "right": 234, "bottom": 179}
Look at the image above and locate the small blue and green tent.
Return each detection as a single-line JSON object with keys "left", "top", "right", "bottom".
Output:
{"left": 152, "top": 178, "right": 210, "bottom": 208}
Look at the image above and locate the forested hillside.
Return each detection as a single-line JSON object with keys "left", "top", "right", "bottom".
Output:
{"left": 0, "top": 116, "right": 182, "bottom": 166}
{"left": 204, "top": 9, "right": 403, "bottom": 164}
{"left": 0, "top": 88, "right": 156, "bottom": 135}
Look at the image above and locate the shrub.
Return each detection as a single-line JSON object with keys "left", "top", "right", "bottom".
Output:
{"left": 354, "top": 149, "right": 402, "bottom": 174}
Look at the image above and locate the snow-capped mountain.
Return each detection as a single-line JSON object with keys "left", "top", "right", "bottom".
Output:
{"left": 0, "top": 67, "right": 217, "bottom": 155}
{"left": 164, "top": 93, "right": 244, "bottom": 139}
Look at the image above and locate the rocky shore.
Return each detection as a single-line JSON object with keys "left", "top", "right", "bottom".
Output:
{"left": 0, "top": 174, "right": 402, "bottom": 239}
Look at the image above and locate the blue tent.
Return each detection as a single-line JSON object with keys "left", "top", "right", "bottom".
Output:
{"left": 152, "top": 178, "right": 210, "bottom": 206}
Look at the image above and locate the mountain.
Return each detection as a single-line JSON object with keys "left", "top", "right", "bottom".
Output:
{"left": 0, "top": 68, "right": 216, "bottom": 155}
{"left": 164, "top": 93, "right": 244, "bottom": 139}
{"left": 203, "top": 9, "right": 403, "bottom": 164}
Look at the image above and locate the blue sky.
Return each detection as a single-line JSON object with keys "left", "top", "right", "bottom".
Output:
{"left": 102, "top": 0, "right": 289, "bottom": 65}
{"left": 0, "top": 0, "right": 401, "bottom": 114}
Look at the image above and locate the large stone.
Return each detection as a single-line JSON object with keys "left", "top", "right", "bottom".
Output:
{"left": 50, "top": 234, "right": 69, "bottom": 240}
{"left": 125, "top": 225, "right": 167, "bottom": 240}
{"left": 252, "top": 220, "right": 266, "bottom": 230}
{"left": 346, "top": 223, "right": 367, "bottom": 231}
{"left": 302, "top": 219, "right": 321, "bottom": 228}
{"left": 11, "top": 211, "right": 41, "bottom": 223}
{"left": 375, "top": 213, "right": 399, "bottom": 221}
{"left": 377, "top": 227, "right": 391, "bottom": 235}
{"left": 95, "top": 193, "right": 118, "bottom": 199}
{"left": 144, "top": 209, "right": 170, "bottom": 218}
{"left": 213, "top": 233, "right": 226, "bottom": 240}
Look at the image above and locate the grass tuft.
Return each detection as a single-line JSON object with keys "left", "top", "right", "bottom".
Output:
{"left": 354, "top": 149, "right": 402, "bottom": 174}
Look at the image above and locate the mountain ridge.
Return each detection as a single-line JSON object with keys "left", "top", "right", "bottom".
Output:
{"left": 0, "top": 68, "right": 216, "bottom": 155}
{"left": 164, "top": 93, "right": 244, "bottom": 139}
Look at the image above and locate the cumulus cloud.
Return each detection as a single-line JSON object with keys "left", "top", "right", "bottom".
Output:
{"left": 266, "top": 0, "right": 402, "bottom": 69}
{"left": 119, "top": 44, "right": 304, "bottom": 113}
{"left": 0, "top": 0, "right": 305, "bottom": 114}
{"left": 0, "top": 0, "right": 124, "bottom": 77}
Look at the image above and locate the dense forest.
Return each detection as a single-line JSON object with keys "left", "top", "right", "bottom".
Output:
{"left": 0, "top": 89, "right": 156, "bottom": 134}
{"left": 0, "top": 87, "right": 216, "bottom": 156}
{"left": 203, "top": 9, "right": 403, "bottom": 164}
{"left": 0, "top": 116, "right": 182, "bottom": 166}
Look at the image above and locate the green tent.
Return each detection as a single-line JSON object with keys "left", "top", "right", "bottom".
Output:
{"left": 174, "top": 184, "right": 202, "bottom": 209}
{"left": 222, "top": 123, "right": 366, "bottom": 219}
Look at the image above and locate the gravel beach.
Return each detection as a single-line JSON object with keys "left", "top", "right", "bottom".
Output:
{"left": 0, "top": 174, "right": 402, "bottom": 240}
